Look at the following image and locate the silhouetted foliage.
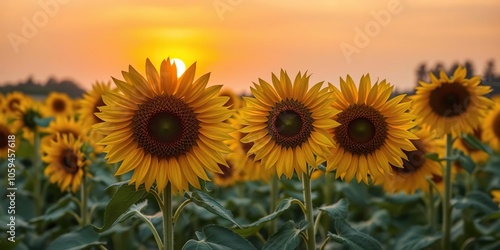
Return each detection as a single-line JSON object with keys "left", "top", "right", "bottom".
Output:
{"left": 0, "top": 77, "right": 85, "bottom": 98}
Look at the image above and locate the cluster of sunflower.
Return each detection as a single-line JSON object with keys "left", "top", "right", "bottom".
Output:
{"left": 1, "top": 58, "right": 500, "bottom": 249}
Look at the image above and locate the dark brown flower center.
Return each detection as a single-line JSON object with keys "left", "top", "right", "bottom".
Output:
{"left": 216, "top": 163, "right": 234, "bottom": 180}
{"left": 335, "top": 104, "right": 388, "bottom": 155}
{"left": 132, "top": 95, "right": 199, "bottom": 160}
{"left": 493, "top": 112, "right": 500, "bottom": 139}
{"left": 267, "top": 99, "right": 313, "bottom": 148}
{"left": 429, "top": 83, "right": 470, "bottom": 117}
{"left": 93, "top": 97, "right": 105, "bottom": 123}
{"left": 52, "top": 98, "right": 67, "bottom": 113}
{"left": 61, "top": 148, "right": 79, "bottom": 174}
{"left": 391, "top": 140, "right": 426, "bottom": 174}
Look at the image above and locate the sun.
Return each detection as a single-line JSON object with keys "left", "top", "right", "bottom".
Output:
{"left": 171, "top": 58, "right": 186, "bottom": 77}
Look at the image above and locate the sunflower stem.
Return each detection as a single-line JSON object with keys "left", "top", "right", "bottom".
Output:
{"left": 163, "top": 183, "right": 174, "bottom": 250}
{"left": 269, "top": 174, "right": 279, "bottom": 234}
{"left": 442, "top": 133, "right": 453, "bottom": 250}
{"left": 172, "top": 198, "right": 192, "bottom": 225}
{"left": 33, "top": 129, "right": 42, "bottom": 217}
{"left": 302, "top": 168, "right": 316, "bottom": 250}
{"left": 136, "top": 211, "right": 163, "bottom": 250}
{"left": 427, "top": 180, "right": 436, "bottom": 232}
{"left": 80, "top": 173, "right": 88, "bottom": 226}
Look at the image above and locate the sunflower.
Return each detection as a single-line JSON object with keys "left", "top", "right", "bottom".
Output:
{"left": 41, "top": 116, "right": 87, "bottom": 149}
{"left": 93, "top": 58, "right": 234, "bottom": 194}
{"left": 4, "top": 91, "right": 32, "bottom": 118}
{"left": 491, "top": 190, "right": 500, "bottom": 207}
{"left": 42, "top": 134, "right": 87, "bottom": 193}
{"left": 12, "top": 102, "right": 43, "bottom": 144}
{"left": 483, "top": 103, "right": 500, "bottom": 152}
{"left": 240, "top": 70, "right": 339, "bottom": 179}
{"left": 372, "top": 129, "right": 443, "bottom": 194}
{"left": 42, "top": 92, "right": 74, "bottom": 117}
{"left": 326, "top": 75, "right": 417, "bottom": 184}
{"left": 0, "top": 115, "right": 16, "bottom": 158}
{"left": 219, "top": 88, "right": 243, "bottom": 110}
{"left": 0, "top": 93, "right": 6, "bottom": 115}
{"left": 211, "top": 157, "right": 246, "bottom": 187}
{"left": 79, "top": 81, "right": 113, "bottom": 147}
{"left": 412, "top": 66, "right": 492, "bottom": 136}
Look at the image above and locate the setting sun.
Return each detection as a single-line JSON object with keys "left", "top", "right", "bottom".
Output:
{"left": 171, "top": 58, "right": 186, "bottom": 77}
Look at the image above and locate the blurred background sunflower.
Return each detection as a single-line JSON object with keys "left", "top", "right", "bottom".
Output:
{"left": 42, "top": 134, "right": 87, "bottom": 193}
{"left": 4, "top": 91, "right": 32, "bottom": 118}
{"left": 79, "top": 81, "right": 113, "bottom": 151}
{"left": 412, "top": 66, "right": 493, "bottom": 136}
{"left": 41, "top": 92, "right": 74, "bottom": 118}
{"left": 93, "top": 58, "right": 234, "bottom": 194}
{"left": 41, "top": 116, "right": 87, "bottom": 149}
{"left": 327, "top": 75, "right": 417, "bottom": 184}
{"left": 373, "top": 129, "right": 443, "bottom": 194}
{"left": 12, "top": 102, "right": 43, "bottom": 144}
{"left": 483, "top": 100, "right": 500, "bottom": 152}
{"left": 0, "top": 114, "right": 17, "bottom": 158}
{"left": 240, "top": 70, "right": 339, "bottom": 179}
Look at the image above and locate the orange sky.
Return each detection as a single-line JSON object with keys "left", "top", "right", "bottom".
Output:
{"left": 1, "top": 0, "right": 499, "bottom": 95}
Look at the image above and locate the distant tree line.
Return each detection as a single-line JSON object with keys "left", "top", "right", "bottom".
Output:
{"left": 393, "top": 60, "right": 500, "bottom": 97}
{"left": 0, "top": 77, "right": 85, "bottom": 98}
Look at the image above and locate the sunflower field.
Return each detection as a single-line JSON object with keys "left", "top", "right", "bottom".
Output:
{"left": 1, "top": 59, "right": 499, "bottom": 250}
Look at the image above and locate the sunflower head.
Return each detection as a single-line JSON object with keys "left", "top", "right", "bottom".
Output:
{"left": 93, "top": 58, "right": 234, "bottom": 194}
{"left": 326, "top": 74, "right": 417, "bottom": 184}
{"left": 42, "top": 116, "right": 87, "bottom": 150}
{"left": 240, "top": 70, "right": 339, "bottom": 179}
{"left": 483, "top": 103, "right": 500, "bottom": 152}
{"left": 0, "top": 115, "right": 16, "bottom": 158}
{"left": 372, "top": 129, "right": 443, "bottom": 194}
{"left": 42, "top": 134, "right": 87, "bottom": 193}
{"left": 412, "top": 65, "right": 493, "bottom": 136}
{"left": 12, "top": 102, "right": 43, "bottom": 144}
{"left": 79, "top": 81, "right": 113, "bottom": 150}
{"left": 42, "top": 92, "right": 74, "bottom": 118}
{"left": 4, "top": 91, "right": 32, "bottom": 118}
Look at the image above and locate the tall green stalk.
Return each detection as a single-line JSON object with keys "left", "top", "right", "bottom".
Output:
{"left": 163, "top": 183, "right": 174, "bottom": 250}
{"left": 33, "top": 129, "right": 42, "bottom": 216}
{"left": 80, "top": 173, "right": 88, "bottom": 226}
{"left": 302, "top": 168, "right": 316, "bottom": 250}
{"left": 269, "top": 174, "right": 279, "bottom": 234}
{"left": 442, "top": 133, "right": 453, "bottom": 250}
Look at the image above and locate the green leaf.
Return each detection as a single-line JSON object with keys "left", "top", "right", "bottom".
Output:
{"left": 31, "top": 194, "right": 76, "bottom": 223}
{"left": 329, "top": 219, "right": 382, "bottom": 250}
{"left": 455, "top": 150, "right": 476, "bottom": 174}
{"left": 262, "top": 220, "right": 307, "bottom": 250}
{"left": 453, "top": 190, "right": 498, "bottom": 214}
{"left": 182, "top": 225, "right": 256, "bottom": 250}
{"left": 94, "top": 184, "right": 148, "bottom": 232}
{"left": 351, "top": 210, "right": 389, "bottom": 234}
{"left": 187, "top": 191, "right": 242, "bottom": 228}
{"left": 234, "top": 198, "right": 295, "bottom": 237}
{"left": 34, "top": 116, "right": 53, "bottom": 127}
{"left": 461, "top": 133, "right": 494, "bottom": 154}
{"left": 394, "top": 226, "right": 440, "bottom": 250}
{"left": 320, "top": 198, "right": 349, "bottom": 219}
{"left": 425, "top": 152, "right": 441, "bottom": 162}
{"left": 47, "top": 225, "right": 105, "bottom": 250}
